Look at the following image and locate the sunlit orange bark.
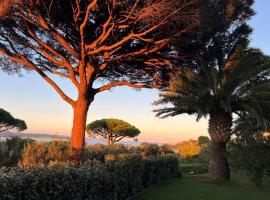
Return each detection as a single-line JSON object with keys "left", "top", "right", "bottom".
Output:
{"left": 0, "top": 0, "right": 198, "bottom": 164}
{"left": 107, "top": 132, "right": 111, "bottom": 148}
{"left": 70, "top": 96, "right": 90, "bottom": 164}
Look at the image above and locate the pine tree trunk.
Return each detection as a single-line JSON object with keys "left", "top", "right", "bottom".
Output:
{"left": 208, "top": 110, "right": 232, "bottom": 181}
{"left": 71, "top": 97, "right": 90, "bottom": 165}
{"left": 107, "top": 132, "right": 111, "bottom": 148}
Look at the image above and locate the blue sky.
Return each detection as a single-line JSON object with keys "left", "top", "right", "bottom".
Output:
{"left": 0, "top": 1, "right": 269, "bottom": 143}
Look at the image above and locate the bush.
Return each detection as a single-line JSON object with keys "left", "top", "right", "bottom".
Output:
{"left": 142, "top": 155, "right": 180, "bottom": 187}
{"left": 0, "top": 155, "right": 180, "bottom": 200}
{"left": 229, "top": 136, "right": 270, "bottom": 187}
{"left": 0, "top": 137, "right": 34, "bottom": 167}
{"left": 86, "top": 143, "right": 130, "bottom": 162}
{"left": 19, "top": 141, "right": 73, "bottom": 168}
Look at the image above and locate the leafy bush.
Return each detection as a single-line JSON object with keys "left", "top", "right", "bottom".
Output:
{"left": 0, "top": 137, "right": 34, "bottom": 167}
{"left": 0, "top": 155, "right": 180, "bottom": 200}
{"left": 139, "top": 143, "right": 175, "bottom": 157}
{"left": 177, "top": 139, "right": 201, "bottom": 159}
{"left": 86, "top": 143, "right": 130, "bottom": 162}
{"left": 19, "top": 141, "right": 73, "bottom": 168}
{"left": 229, "top": 136, "right": 270, "bottom": 187}
{"left": 143, "top": 155, "right": 180, "bottom": 187}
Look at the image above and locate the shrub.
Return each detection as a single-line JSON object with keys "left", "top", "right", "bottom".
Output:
{"left": 229, "top": 135, "right": 270, "bottom": 187}
{"left": 140, "top": 143, "right": 160, "bottom": 157}
{"left": 86, "top": 143, "right": 130, "bottom": 162}
{"left": 139, "top": 143, "right": 175, "bottom": 157}
{"left": 177, "top": 139, "right": 201, "bottom": 159}
{"left": 0, "top": 137, "right": 34, "bottom": 167}
{"left": 0, "top": 155, "right": 180, "bottom": 200}
{"left": 142, "top": 155, "right": 180, "bottom": 187}
{"left": 19, "top": 141, "right": 73, "bottom": 168}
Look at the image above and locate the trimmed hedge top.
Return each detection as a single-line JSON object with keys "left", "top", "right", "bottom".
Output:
{"left": 0, "top": 155, "right": 180, "bottom": 200}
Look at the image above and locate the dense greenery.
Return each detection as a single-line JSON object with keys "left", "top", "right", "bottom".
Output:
{"left": 19, "top": 140, "right": 74, "bottom": 168}
{"left": 0, "top": 0, "right": 197, "bottom": 160}
{"left": 135, "top": 174, "right": 270, "bottom": 200}
{"left": 0, "top": 139, "right": 175, "bottom": 168}
{"left": 176, "top": 139, "right": 201, "bottom": 159}
{"left": 153, "top": 0, "right": 270, "bottom": 181}
{"left": 0, "top": 137, "right": 33, "bottom": 167}
{"left": 230, "top": 113, "right": 270, "bottom": 187}
{"left": 86, "top": 118, "right": 140, "bottom": 147}
{"left": 0, "top": 155, "right": 180, "bottom": 200}
{"left": 0, "top": 108, "right": 27, "bottom": 132}
{"left": 154, "top": 45, "right": 270, "bottom": 181}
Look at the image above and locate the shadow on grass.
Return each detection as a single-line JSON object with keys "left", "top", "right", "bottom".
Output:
{"left": 134, "top": 173, "right": 270, "bottom": 200}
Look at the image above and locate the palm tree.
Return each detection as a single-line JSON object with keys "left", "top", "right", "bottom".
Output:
{"left": 234, "top": 112, "right": 270, "bottom": 138}
{"left": 154, "top": 45, "right": 270, "bottom": 181}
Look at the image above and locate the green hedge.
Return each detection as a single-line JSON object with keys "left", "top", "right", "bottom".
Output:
{"left": 0, "top": 155, "right": 180, "bottom": 200}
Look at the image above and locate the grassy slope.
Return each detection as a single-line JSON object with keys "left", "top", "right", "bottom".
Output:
{"left": 135, "top": 174, "right": 270, "bottom": 200}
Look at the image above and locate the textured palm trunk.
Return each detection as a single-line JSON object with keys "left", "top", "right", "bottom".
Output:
{"left": 71, "top": 97, "right": 90, "bottom": 165}
{"left": 208, "top": 110, "right": 232, "bottom": 181}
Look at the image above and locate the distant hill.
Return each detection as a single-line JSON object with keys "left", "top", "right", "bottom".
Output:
{"left": 0, "top": 131, "right": 70, "bottom": 140}
{"left": 0, "top": 131, "right": 141, "bottom": 146}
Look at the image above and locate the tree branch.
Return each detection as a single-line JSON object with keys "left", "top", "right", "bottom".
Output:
{"left": 97, "top": 80, "right": 159, "bottom": 92}
{"left": 0, "top": 48, "right": 75, "bottom": 106}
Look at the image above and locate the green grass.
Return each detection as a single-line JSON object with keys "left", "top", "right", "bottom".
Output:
{"left": 180, "top": 163, "right": 208, "bottom": 175}
{"left": 135, "top": 174, "right": 270, "bottom": 200}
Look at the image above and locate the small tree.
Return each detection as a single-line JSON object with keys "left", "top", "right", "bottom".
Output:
{"left": 198, "top": 136, "right": 211, "bottom": 164}
{"left": 86, "top": 118, "right": 140, "bottom": 147}
{"left": 230, "top": 113, "right": 270, "bottom": 187}
{"left": 198, "top": 136, "right": 210, "bottom": 149}
{"left": 0, "top": 108, "right": 27, "bottom": 132}
{"left": 177, "top": 139, "right": 201, "bottom": 159}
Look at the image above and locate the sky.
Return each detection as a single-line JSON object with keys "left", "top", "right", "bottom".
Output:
{"left": 0, "top": 1, "right": 270, "bottom": 144}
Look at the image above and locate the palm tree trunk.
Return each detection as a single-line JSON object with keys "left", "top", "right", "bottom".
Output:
{"left": 71, "top": 97, "right": 90, "bottom": 165}
{"left": 208, "top": 110, "right": 232, "bottom": 181}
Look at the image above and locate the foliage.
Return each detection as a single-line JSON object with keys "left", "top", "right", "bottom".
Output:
{"left": 0, "top": 155, "right": 180, "bottom": 200}
{"left": 86, "top": 143, "right": 130, "bottom": 162}
{"left": 230, "top": 114, "right": 270, "bottom": 187}
{"left": 197, "top": 136, "right": 211, "bottom": 164}
{"left": 154, "top": 0, "right": 259, "bottom": 121}
{"left": 86, "top": 118, "right": 140, "bottom": 147}
{"left": 153, "top": 0, "right": 269, "bottom": 180}
{"left": 0, "top": 137, "right": 33, "bottom": 167}
{"left": 0, "top": 108, "right": 27, "bottom": 132}
{"left": 0, "top": 0, "right": 198, "bottom": 157}
{"left": 140, "top": 142, "right": 160, "bottom": 156}
{"left": 18, "top": 140, "right": 175, "bottom": 167}
{"left": 19, "top": 141, "right": 74, "bottom": 168}
{"left": 198, "top": 136, "right": 210, "bottom": 149}
{"left": 154, "top": 46, "right": 270, "bottom": 124}
{"left": 139, "top": 143, "right": 175, "bottom": 157}
{"left": 142, "top": 155, "right": 180, "bottom": 187}
{"left": 176, "top": 139, "right": 201, "bottom": 159}
{"left": 159, "top": 144, "right": 175, "bottom": 155}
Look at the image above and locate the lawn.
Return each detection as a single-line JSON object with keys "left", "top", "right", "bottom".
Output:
{"left": 134, "top": 174, "right": 270, "bottom": 200}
